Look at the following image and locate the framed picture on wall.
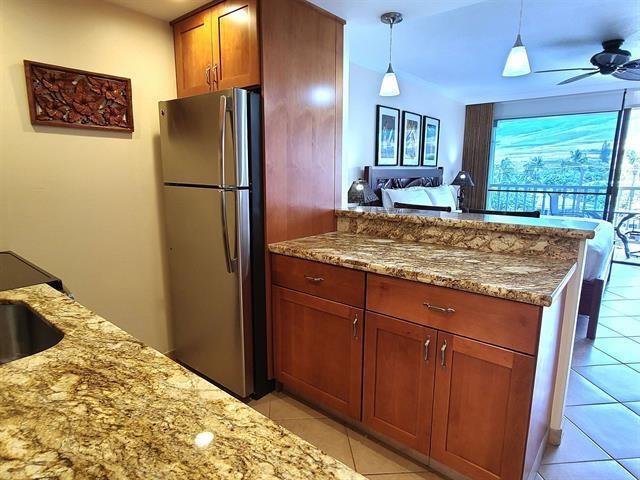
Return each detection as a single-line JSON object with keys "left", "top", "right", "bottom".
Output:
{"left": 422, "top": 115, "right": 440, "bottom": 166}
{"left": 400, "top": 111, "right": 422, "bottom": 166}
{"left": 375, "top": 105, "right": 400, "bottom": 166}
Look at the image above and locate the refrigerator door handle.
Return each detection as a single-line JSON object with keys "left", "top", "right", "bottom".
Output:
{"left": 219, "top": 95, "right": 227, "bottom": 187}
{"left": 220, "top": 189, "right": 237, "bottom": 273}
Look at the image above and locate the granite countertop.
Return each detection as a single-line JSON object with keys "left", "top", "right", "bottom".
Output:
{"left": 269, "top": 232, "right": 576, "bottom": 306}
{"left": 337, "top": 207, "right": 599, "bottom": 240}
{"left": 0, "top": 285, "right": 364, "bottom": 480}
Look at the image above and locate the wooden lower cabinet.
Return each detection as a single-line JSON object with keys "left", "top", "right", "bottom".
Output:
{"left": 431, "top": 332, "right": 536, "bottom": 480}
{"left": 272, "top": 286, "right": 363, "bottom": 419}
{"left": 363, "top": 312, "right": 436, "bottom": 455}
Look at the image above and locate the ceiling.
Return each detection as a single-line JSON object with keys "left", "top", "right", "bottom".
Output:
{"left": 311, "top": 0, "right": 640, "bottom": 104}
{"left": 104, "top": 0, "right": 640, "bottom": 104}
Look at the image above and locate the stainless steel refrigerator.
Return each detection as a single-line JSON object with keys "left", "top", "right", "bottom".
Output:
{"left": 159, "top": 88, "right": 267, "bottom": 398}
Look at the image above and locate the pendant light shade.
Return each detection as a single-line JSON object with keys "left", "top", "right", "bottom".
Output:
{"left": 503, "top": 34, "right": 531, "bottom": 77}
{"left": 380, "top": 12, "right": 402, "bottom": 97}
{"left": 380, "top": 64, "right": 400, "bottom": 96}
{"left": 502, "top": 0, "right": 531, "bottom": 77}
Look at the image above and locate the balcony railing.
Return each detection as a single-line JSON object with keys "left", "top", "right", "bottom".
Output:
{"left": 486, "top": 184, "right": 640, "bottom": 234}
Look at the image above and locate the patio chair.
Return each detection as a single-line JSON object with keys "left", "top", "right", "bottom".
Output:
{"left": 615, "top": 213, "right": 640, "bottom": 259}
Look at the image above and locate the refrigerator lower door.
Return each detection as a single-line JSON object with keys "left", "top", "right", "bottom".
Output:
{"left": 163, "top": 185, "right": 253, "bottom": 397}
{"left": 159, "top": 89, "right": 249, "bottom": 188}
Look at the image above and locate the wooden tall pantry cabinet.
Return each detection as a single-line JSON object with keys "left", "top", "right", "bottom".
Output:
{"left": 170, "top": 0, "right": 344, "bottom": 379}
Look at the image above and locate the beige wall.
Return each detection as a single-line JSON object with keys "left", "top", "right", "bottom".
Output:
{"left": 0, "top": 0, "right": 176, "bottom": 352}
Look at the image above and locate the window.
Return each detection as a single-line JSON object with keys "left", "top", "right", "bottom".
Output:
{"left": 486, "top": 111, "right": 619, "bottom": 218}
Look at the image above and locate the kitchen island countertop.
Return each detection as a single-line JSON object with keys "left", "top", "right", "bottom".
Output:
{"left": 0, "top": 284, "right": 364, "bottom": 480}
{"left": 269, "top": 232, "right": 576, "bottom": 307}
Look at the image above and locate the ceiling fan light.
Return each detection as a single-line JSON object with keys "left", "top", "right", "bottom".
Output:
{"left": 503, "top": 34, "right": 531, "bottom": 77}
{"left": 379, "top": 64, "right": 400, "bottom": 96}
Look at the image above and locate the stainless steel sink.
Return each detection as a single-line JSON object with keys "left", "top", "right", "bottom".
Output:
{"left": 0, "top": 303, "right": 64, "bottom": 364}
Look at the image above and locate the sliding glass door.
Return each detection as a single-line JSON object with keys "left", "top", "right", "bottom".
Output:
{"left": 486, "top": 111, "right": 619, "bottom": 218}
{"left": 611, "top": 108, "right": 640, "bottom": 264}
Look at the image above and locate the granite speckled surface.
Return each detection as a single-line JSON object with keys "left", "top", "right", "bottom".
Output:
{"left": 0, "top": 284, "right": 364, "bottom": 480}
{"left": 337, "top": 216, "right": 580, "bottom": 260}
{"left": 337, "top": 207, "right": 598, "bottom": 240}
{"left": 269, "top": 232, "right": 576, "bottom": 307}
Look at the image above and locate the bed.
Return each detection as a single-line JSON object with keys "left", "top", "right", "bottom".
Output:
{"left": 363, "top": 166, "right": 615, "bottom": 339}
{"left": 559, "top": 216, "right": 615, "bottom": 339}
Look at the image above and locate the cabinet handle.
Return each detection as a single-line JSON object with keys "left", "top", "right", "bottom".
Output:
{"left": 212, "top": 63, "right": 219, "bottom": 88}
{"left": 205, "top": 64, "right": 212, "bottom": 85}
{"left": 423, "top": 302, "right": 456, "bottom": 315}
{"left": 440, "top": 339, "right": 447, "bottom": 367}
{"left": 423, "top": 336, "right": 431, "bottom": 362}
{"left": 353, "top": 314, "right": 358, "bottom": 339}
{"left": 304, "top": 276, "right": 324, "bottom": 283}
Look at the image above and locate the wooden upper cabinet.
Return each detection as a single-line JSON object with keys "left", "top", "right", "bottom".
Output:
{"left": 363, "top": 312, "right": 436, "bottom": 455}
{"left": 431, "top": 333, "right": 535, "bottom": 480}
{"left": 173, "top": 9, "right": 214, "bottom": 97}
{"left": 173, "top": 0, "right": 260, "bottom": 98}
{"left": 211, "top": 0, "right": 260, "bottom": 90}
{"left": 273, "top": 286, "right": 363, "bottom": 419}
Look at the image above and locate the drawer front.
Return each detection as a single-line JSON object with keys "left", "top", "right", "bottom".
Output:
{"left": 271, "top": 254, "right": 366, "bottom": 308}
{"left": 366, "top": 274, "right": 541, "bottom": 355}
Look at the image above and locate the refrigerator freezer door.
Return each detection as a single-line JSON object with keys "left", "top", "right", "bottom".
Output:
{"left": 159, "top": 89, "right": 249, "bottom": 188}
{"left": 163, "top": 185, "right": 253, "bottom": 397}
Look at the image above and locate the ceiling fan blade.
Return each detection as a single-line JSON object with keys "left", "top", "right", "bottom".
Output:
{"left": 536, "top": 68, "right": 598, "bottom": 73}
{"left": 613, "top": 59, "right": 640, "bottom": 81}
{"left": 558, "top": 71, "right": 599, "bottom": 85}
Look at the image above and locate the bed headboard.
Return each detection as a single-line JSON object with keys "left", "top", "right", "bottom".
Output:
{"left": 364, "top": 166, "right": 444, "bottom": 205}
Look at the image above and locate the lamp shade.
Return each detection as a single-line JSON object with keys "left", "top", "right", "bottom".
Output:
{"left": 451, "top": 170, "right": 475, "bottom": 187}
{"left": 348, "top": 179, "right": 379, "bottom": 205}
{"left": 502, "top": 34, "right": 531, "bottom": 77}
{"left": 379, "top": 64, "right": 400, "bottom": 96}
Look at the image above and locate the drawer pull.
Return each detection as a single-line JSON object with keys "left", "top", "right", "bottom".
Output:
{"left": 440, "top": 340, "right": 447, "bottom": 367}
{"left": 423, "top": 302, "right": 456, "bottom": 315}
{"left": 423, "top": 336, "right": 431, "bottom": 362}
{"left": 304, "top": 275, "right": 324, "bottom": 283}
{"left": 353, "top": 314, "right": 359, "bottom": 339}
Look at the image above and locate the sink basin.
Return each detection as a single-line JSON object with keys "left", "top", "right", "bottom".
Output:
{"left": 0, "top": 303, "right": 64, "bottom": 364}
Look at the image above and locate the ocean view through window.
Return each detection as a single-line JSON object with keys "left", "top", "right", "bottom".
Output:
{"left": 486, "top": 111, "right": 619, "bottom": 218}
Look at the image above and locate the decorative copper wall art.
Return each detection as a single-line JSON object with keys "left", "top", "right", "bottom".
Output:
{"left": 24, "top": 60, "right": 134, "bottom": 132}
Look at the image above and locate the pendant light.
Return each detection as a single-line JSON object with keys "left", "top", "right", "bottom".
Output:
{"left": 379, "top": 12, "right": 403, "bottom": 96}
{"left": 502, "top": 0, "right": 531, "bottom": 77}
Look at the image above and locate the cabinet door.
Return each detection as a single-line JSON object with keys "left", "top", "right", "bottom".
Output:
{"left": 211, "top": 0, "right": 260, "bottom": 90}
{"left": 173, "top": 9, "right": 214, "bottom": 97}
{"left": 431, "top": 333, "right": 535, "bottom": 480}
{"left": 273, "top": 286, "right": 363, "bottom": 419}
{"left": 363, "top": 312, "right": 436, "bottom": 455}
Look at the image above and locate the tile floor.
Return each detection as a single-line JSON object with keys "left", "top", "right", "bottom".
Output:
{"left": 248, "top": 264, "right": 640, "bottom": 480}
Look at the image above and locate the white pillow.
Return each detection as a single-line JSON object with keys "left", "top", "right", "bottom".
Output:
{"left": 424, "top": 185, "right": 457, "bottom": 210}
{"left": 382, "top": 187, "right": 433, "bottom": 209}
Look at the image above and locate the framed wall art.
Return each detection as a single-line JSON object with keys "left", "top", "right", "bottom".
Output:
{"left": 422, "top": 115, "right": 440, "bottom": 166}
{"left": 24, "top": 60, "right": 134, "bottom": 132}
{"left": 375, "top": 105, "right": 400, "bottom": 166}
{"left": 400, "top": 110, "right": 422, "bottom": 166}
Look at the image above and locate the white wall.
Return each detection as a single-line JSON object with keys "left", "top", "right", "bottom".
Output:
{"left": 0, "top": 0, "right": 176, "bottom": 352}
{"left": 343, "top": 63, "right": 466, "bottom": 200}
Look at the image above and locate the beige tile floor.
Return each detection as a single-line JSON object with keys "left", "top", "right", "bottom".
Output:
{"left": 248, "top": 264, "right": 640, "bottom": 480}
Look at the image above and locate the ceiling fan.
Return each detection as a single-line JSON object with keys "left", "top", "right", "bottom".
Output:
{"left": 536, "top": 39, "right": 640, "bottom": 85}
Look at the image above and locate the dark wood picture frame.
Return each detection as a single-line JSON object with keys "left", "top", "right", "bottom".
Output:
{"left": 24, "top": 60, "right": 134, "bottom": 133}
{"left": 401, "top": 111, "right": 422, "bottom": 166}
{"left": 375, "top": 105, "right": 400, "bottom": 166}
{"left": 422, "top": 115, "right": 440, "bottom": 167}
